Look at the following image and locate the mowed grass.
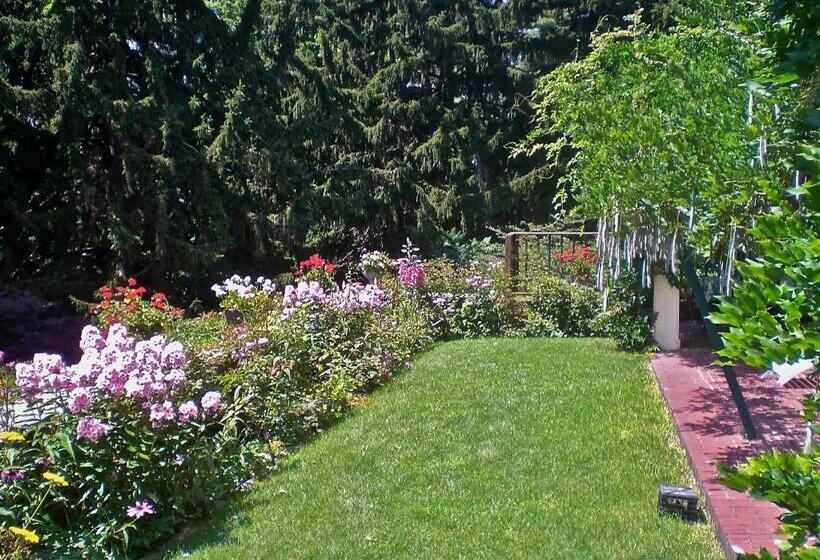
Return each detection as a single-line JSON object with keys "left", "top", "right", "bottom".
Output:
{"left": 167, "top": 338, "right": 721, "bottom": 560}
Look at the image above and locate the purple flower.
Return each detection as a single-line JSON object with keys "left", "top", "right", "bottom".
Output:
{"left": 282, "top": 281, "right": 327, "bottom": 311}
{"left": 76, "top": 416, "right": 110, "bottom": 443}
{"left": 0, "top": 350, "right": 5, "bottom": 364}
{"left": 1, "top": 469, "right": 24, "bottom": 482}
{"left": 177, "top": 400, "right": 199, "bottom": 423}
{"left": 201, "top": 391, "right": 222, "bottom": 415}
{"left": 148, "top": 401, "right": 175, "bottom": 427}
{"left": 67, "top": 387, "right": 93, "bottom": 414}
{"left": 15, "top": 362, "right": 41, "bottom": 395}
{"left": 161, "top": 341, "right": 187, "bottom": 369}
{"left": 331, "top": 283, "right": 387, "bottom": 312}
{"left": 36, "top": 457, "right": 53, "bottom": 468}
{"left": 124, "top": 374, "right": 151, "bottom": 400}
{"left": 398, "top": 262, "right": 426, "bottom": 288}
{"left": 466, "top": 275, "right": 492, "bottom": 290}
{"left": 164, "top": 368, "right": 186, "bottom": 389}
{"left": 106, "top": 324, "right": 135, "bottom": 352}
{"left": 68, "top": 352, "right": 103, "bottom": 387}
{"left": 126, "top": 500, "right": 155, "bottom": 519}
{"left": 79, "top": 325, "right": 106, "bottom": 352}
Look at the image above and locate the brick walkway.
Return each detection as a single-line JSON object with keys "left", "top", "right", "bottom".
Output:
{"left": 651, "top": 350, "right": 810, "bottom": 559}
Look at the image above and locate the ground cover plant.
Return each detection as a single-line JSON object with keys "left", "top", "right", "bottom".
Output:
{"left": 163, "top": 339, "right": 722, "bottom": 560}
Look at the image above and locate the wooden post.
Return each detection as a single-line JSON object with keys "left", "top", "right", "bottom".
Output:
{"left": 505, "top": 233, "right": 519, "bottom": 287}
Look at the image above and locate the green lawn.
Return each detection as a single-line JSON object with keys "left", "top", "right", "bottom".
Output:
{"left": 166, "top": 339, "right": 721, "bottom": 560}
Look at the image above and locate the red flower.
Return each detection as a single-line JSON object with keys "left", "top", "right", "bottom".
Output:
{"left": 295, "top": 253, "right": 336, "bottom": 276}
{"left": 126, "top": 289, "right": 139, "bottom": 300}
{"left": 100, "top": 300, "right": 111, "bottom": 309}
{"left": 554, "top": 246, "right": 596, "bottom": 265}
{"left": 151, "top": 293, "right": 166, "bottom": 302}
{"left": 151, "top": 301, "right": 166, "bottom": 310}
{"left": 127, "top": 277, "right": 138, "bottom": 287}
{"left": 126, "top": 304, "right": 138, "bottom": 313}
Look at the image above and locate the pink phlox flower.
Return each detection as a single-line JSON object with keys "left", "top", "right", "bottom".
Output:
{"left": 1, "top": 469, "right": 25, "bottom": 482}
{"left": 164, "top": 368, "right": 186, "bottom": 389}
{"left": 14, "top": 362, "right": 41, "bottom": 395}
{"left": 76, "top": 416, "right": 110, "bottom": 443}
{"left": 160, "top": 341, "right": 186, "bottom": 369}
{"left": 397, "top": 262, "right": 426, "bottom": 288}
{"left": 106, "top": 324, "right": 135, "bottom": 352}
{"left": 148, "top": 401, "right": 175, "bottom": 427}
{"left": 177, "top": 400, "right": 199, "bottom": 423}
{"left": 79, "top": 325, "right": 106, "bottom": 352}
{"left": 126, "top": 500, "right": 155, "bottom": 519}
{"left": 67, "top": 387, "right": 93, "bottom": 414}
{"left": 201, "top": 391, "right": 222, "bottom": 415}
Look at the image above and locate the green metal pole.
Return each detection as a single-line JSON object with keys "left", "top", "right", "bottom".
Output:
{"left": 679, "top": 246, "right": 759, "bottom": 440}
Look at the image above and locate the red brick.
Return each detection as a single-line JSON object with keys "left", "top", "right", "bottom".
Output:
{"left": 650, "top": 350, "right": 808, "bottom": 559}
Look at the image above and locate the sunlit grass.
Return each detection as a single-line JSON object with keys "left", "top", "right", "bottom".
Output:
{"left": 166, "top": 338, "right": 721, "bottom": 560}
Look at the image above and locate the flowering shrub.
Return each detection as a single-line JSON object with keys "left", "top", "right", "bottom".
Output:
{"left": 395, "top": 239, "right": 426, "bottom": 288}
{"left": 420, "top": 259, "right": 504, "bottom": 339}
{"left": 211, "top": 275, "right": 276, "bottom": 300}
{"left": 398, "top": 261, "right": 426, "bottom": 288}
{"left": 0, "top": 325, "right": 269, "bottom": 558}
{"left": 331, "top": 282, "right": 388, "bottom": 312}
{"left": 294, "top": 254, "right": 337, "bottom": 288}
{"left": 90, "top": 278, "right": 182, "bottom": 337}
{"left": 553, "top": 245, "right": 596, "bottom": 285}
{"left": 177, "top": 271, "right": 430, "bottom": 452}
{"left": 359, "top": 250, "right": 393, "bottom": 278}
{"left": 211, "top": 275, "right": 277, "bottom": 324}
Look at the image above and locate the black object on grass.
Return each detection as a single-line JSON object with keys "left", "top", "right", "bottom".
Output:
{"left": 658, "top": 484, "right": 701, "bottom": 522}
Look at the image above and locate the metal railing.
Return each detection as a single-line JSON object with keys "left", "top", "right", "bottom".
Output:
{"left": 504, "top": 231, "right": 598, "bottom": 291}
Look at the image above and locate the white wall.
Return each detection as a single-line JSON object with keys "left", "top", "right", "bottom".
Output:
{"left": 653, "top": 274, "right": 680, "bottom": 351}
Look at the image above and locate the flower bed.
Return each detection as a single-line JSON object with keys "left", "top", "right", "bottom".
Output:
{"left": 0, "top": 243, "right": 648, "bottom": 558}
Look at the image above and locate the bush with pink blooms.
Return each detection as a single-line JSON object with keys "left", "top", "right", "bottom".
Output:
{"left": 1, "top": 324, "right": 272, "bottom": 558}
{"left": 192, "top": 273, "right": 429, "bottom": 446}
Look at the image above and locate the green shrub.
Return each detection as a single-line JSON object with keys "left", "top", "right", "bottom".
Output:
{"left": 420, "top": 258, "right": 505, "bottom": 339}
{"left": 527, "top": 275, "right": 601, "bottom": 337}
{"left": 592, "top": 271, "right": 655, "bottom": 351}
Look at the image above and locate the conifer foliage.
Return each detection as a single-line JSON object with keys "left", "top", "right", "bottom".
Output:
{"left": 0, "top": 0, "right": 662, "bottom": 295}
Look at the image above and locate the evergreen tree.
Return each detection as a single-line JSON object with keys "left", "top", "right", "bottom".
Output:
{"left": 1, "top": 0, "right": 673, "bottom": 297}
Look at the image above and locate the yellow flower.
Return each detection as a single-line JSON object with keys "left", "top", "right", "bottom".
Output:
{"left": 42, "top": 471, "right": 68, "bottom": 487}
{"left": 9, "top": 526, "right": 40, "bottom": 544}
{"left": 0, "top": 431, "right": 25, "bottom": 443}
